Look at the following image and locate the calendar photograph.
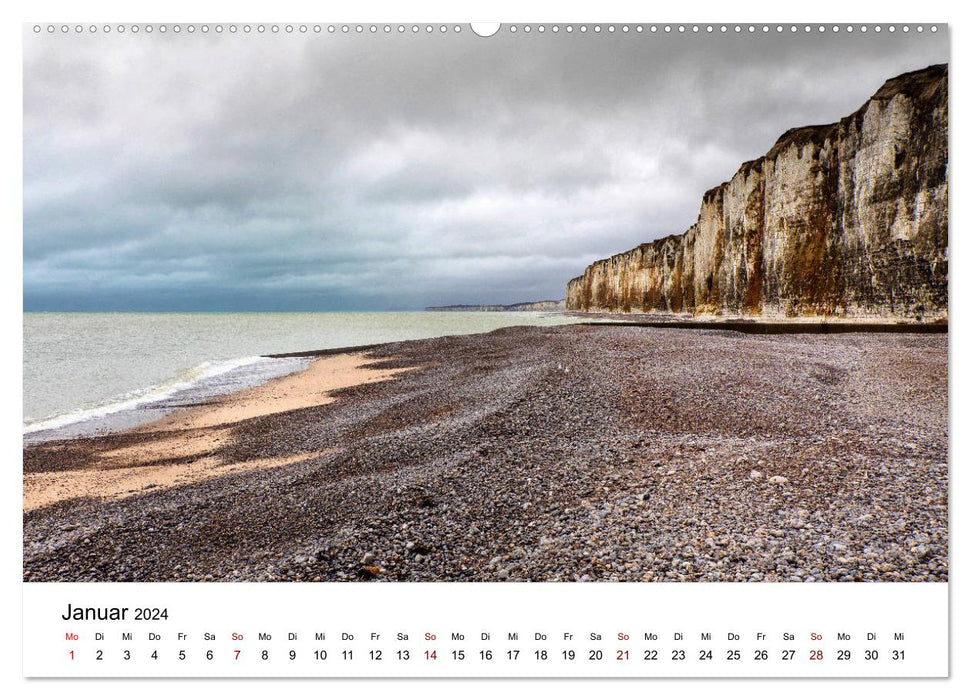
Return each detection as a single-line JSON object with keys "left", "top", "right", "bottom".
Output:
{"left": 23, "top": 22, "right": 948, "bottom": 592}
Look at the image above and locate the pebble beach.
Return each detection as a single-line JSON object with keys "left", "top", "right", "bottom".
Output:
{"left": 23, "top": 324, "right": 948, "bottom": 583}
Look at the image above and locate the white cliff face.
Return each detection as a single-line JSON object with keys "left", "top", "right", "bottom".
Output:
{"left": 567, "top": 64, "right": 948, "bottom": 322}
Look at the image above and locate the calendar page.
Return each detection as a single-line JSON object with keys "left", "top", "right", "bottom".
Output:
{"left": 20, "top": 12, "right": 951, "bottom": 684}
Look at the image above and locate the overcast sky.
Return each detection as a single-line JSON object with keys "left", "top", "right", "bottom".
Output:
{"left": 23, "top": 25, "right": 949, "bottom": 311}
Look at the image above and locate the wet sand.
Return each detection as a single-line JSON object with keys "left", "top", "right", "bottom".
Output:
{"left": 23, "top": 352, "right": 411, "bottom": 511}
{"left": 23, "top": 325, "right": 947, "bottom": 582}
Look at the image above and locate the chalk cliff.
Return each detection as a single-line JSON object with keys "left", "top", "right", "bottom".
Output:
{"left": 566, "top": 64, "right": 948, "bottom": 321}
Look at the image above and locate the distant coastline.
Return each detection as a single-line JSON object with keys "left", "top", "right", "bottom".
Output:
{"left": 426, "top": 300, "right": 565, "bottom": 312}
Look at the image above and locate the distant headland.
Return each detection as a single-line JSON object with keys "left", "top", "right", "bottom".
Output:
{"left": 426, "top": 300, "right": 565, "bottom": 312}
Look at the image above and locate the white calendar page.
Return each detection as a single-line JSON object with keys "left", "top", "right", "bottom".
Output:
{"left": 7, "top": 0, "right": 965, "bottom": 696}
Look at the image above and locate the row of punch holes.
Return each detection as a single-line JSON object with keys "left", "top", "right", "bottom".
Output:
{"left": 33, "top": 24, "right": 940, "bottom": 36}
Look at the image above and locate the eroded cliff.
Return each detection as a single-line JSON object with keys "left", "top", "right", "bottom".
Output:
{"left": 566, "top": 64, "right": 948, "bottom": 321}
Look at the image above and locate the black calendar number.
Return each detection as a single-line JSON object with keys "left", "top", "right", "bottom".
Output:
{"left": 371, "top": 650, "right": 383, "bottom": 661}
{"left": 754, "top": 649, "right": 768, "bottom": 661}
{"left": 123, "top": 650, "right": 131, "bottom": 661}
{"left": 289, "top": 650, "right": 297, "bottom": 661}
{"left": 451, "top": 650, "right": 464, "bottom": 661}
{"left": 261, "top": 650, "right": 269, "bottom": 660}
{"left": 643, "top": 649, "right": 658, "bottom": 661}
{"left": 782, "top": 649, "right": 795, "bottom": 660}
{"left": 480, "top": 650, "right": 492, "bottom": 661}
{"left": 727, "top": 649, "right": 740, "bottom": 661}
{"left": 562, "top": 650, "right": 574, "bottom": 661}
{"left": 95, "top": 650, "right": 103, "bottom": 661}
{"left": 206, "top": 650, "right": 213, "bottom": 660}
{"left": 398, "top": 650, "right": 410, "bottom": 660}
{"left": 672, "top": 649, "right": 685, "bottom": 661}
{"left": 893, "top": 650, "right": 905, "bottom": 661}
{"left": 699, "top": 650, "right": 712, "bottom": 661}
{"left": 865, "top": 649, "right": 879, "bottom": 661}
{"left": 588, "top": 650, "right": 602, "bottom": 661}
{"left": 151, "top": 650, "right": 158, "bottom": 661}
{"left": 837, "top": 650, "right": 851, "bottom": 660}
{"left": 535, "top": 650, "right": 548, "bottom": 661}
{"left": 314, "top": 649, "right": 328, "bottom": 661}
{"left": 134, "top": 607, "right": 169, "bottom": 621}
{"left": 178, "top": 650, "right": 186, "bottom": 661}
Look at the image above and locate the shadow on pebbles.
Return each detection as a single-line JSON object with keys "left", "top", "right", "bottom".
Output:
{"left": 24, "top": 324, "right": 948, "bottom": 583}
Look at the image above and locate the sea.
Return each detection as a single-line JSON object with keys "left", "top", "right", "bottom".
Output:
{"left": 23, "top": 311, "right": 577, "bottom": 441}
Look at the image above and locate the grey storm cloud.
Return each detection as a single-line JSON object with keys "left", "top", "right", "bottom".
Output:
{"left": 23, "top": 25, "right": 949, "bottom": 310}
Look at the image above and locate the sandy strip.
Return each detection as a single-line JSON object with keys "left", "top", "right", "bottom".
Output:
{"left": 24, "top": 351, "right": 411, "bottom": 511}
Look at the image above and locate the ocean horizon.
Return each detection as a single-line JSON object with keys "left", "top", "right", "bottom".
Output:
{"left": 23, "top": 310, "right": 576, "bottom": 439}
